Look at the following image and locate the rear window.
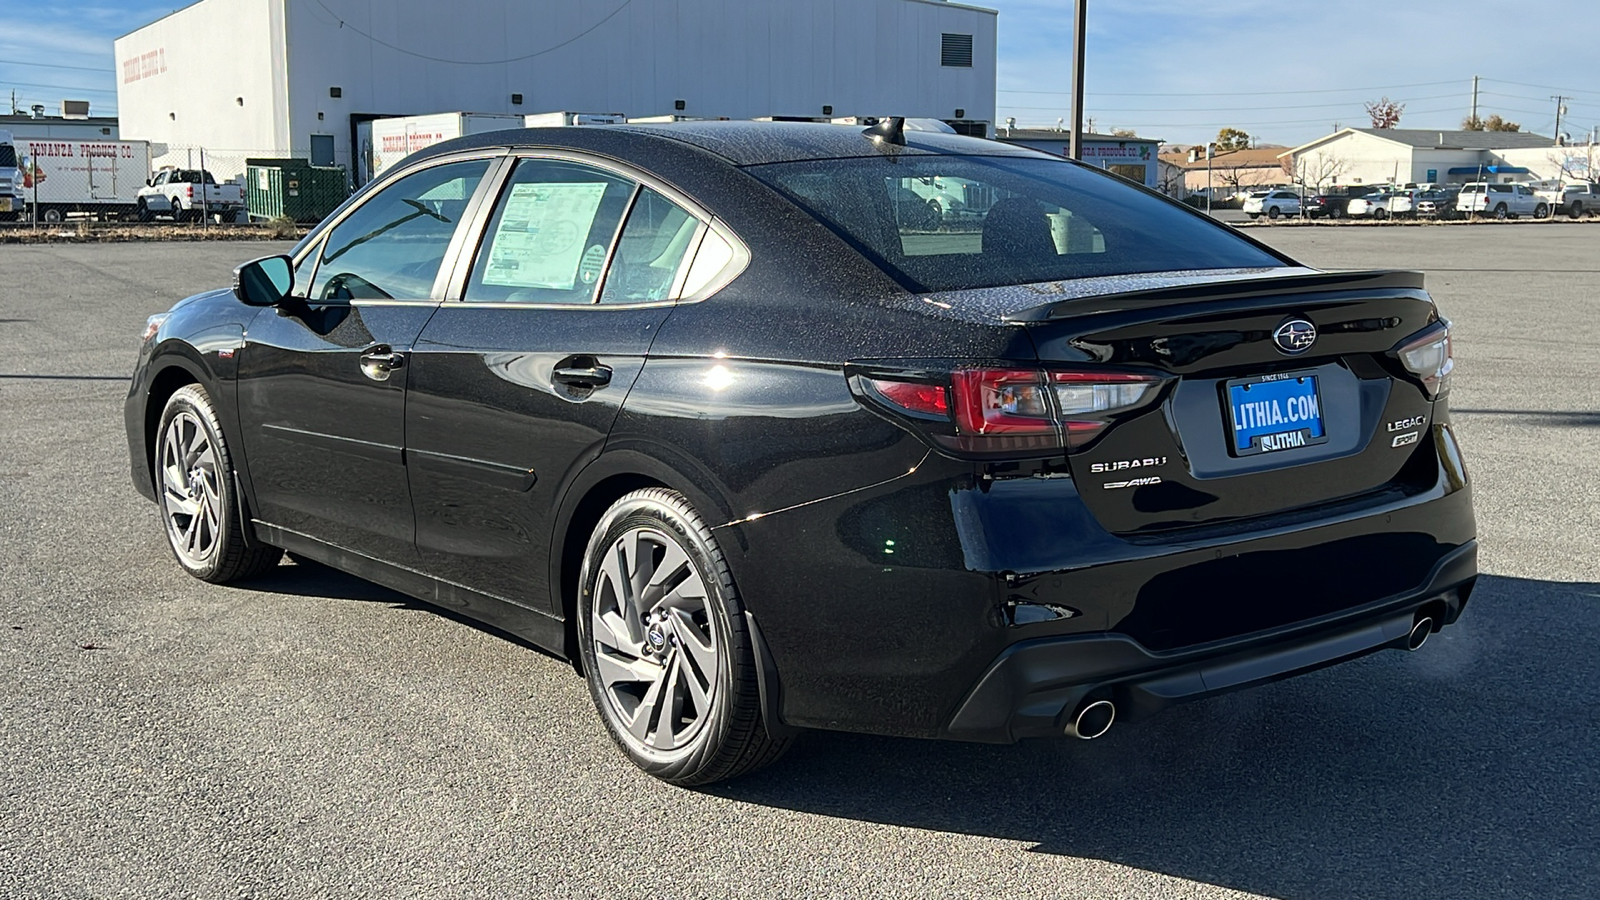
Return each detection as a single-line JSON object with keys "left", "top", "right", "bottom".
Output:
{"left": 749, "top": 155, "right": 1284, "bottom": 293}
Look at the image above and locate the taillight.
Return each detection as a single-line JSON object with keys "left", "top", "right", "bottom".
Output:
{"left": 1396, "top": 320, "right": 1453, "bottom": 398}
{"left": 860, "top": 366, "right": 1166, "bottom": 457}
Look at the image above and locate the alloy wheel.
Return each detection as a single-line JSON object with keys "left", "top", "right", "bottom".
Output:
{"left": 589, "top": 525, "right": 719, "bottom": 755}
{"left": 159, "top": 410, "right": 223, "bottom": 565}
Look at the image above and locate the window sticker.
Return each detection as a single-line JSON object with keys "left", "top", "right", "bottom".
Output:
{"left": 578, "top": 243, "right": 607, "bottom": 285}
{"left": 482, "top": 182, "right": 608, "bottom": 289}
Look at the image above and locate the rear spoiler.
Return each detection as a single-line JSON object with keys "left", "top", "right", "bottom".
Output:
{"left": 1002, "top": 269, "right": 1427, "bottom": 323}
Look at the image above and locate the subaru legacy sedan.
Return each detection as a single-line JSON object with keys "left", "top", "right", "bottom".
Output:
{"left": 126, "top": 120, "right": 1476, "bottom": 785}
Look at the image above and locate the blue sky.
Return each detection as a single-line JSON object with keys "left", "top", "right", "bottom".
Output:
{"left": 4, "top": 0, "right": 1598, "bottom": 148}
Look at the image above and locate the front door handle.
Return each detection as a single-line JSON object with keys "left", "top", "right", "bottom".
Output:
{"left": 360, "top": 346, "right": 405, "bottom": 382}
{"left": 552, "top": 360, "right": 613, "bottom": 389}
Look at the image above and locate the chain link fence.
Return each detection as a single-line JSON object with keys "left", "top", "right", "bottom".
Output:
{"left": 5, "top": 141, "right": 351, "bottom": 229}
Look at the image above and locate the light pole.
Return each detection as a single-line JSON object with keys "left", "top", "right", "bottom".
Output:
{"left": 1206, "top": 143, "right": 1214, "bottom": 214}
{"left": 1068, "top": 0, "right": 1087, "bottom": 160}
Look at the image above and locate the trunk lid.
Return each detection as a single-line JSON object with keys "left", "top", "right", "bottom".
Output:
{"left": 1010, "top": 269, "right": 1441, "bottom": 535}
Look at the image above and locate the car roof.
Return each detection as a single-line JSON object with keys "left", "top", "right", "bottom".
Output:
{"left": 414, "top": 120, "right": 1048, "bottom": 168}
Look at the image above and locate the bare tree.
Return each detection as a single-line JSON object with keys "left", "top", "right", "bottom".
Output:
{"left": 1548, "top": 145, "right": 1597, "bottom": 184}
{"left": 1484, "top": 114, "right": 1521, "bottom": 132}
{"left": 1365, "top": 97, "right": 1405, "bottom": 129}
{"left": 1283, "top": 150, "right": 1348, "bottom": 192}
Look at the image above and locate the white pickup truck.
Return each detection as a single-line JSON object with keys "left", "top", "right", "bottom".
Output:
{"left": 1455, "top": 182, "right": 1546, "bottom": 219}
{"left": 136, "top": 168, "right": 244, "bottom": 222}
{"left": 1535, "top": 183, "right": 1600, "bottom": 219}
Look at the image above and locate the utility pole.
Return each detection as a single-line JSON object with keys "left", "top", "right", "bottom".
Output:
{"left": 1551, "top": 95, "right": 1568, "bottom": 144}
{"left": 1068, "top": 0, "right": 1087, "bottom": 160}
{"left": 1470, "top": 75, "right": 1479, "bottom": 125}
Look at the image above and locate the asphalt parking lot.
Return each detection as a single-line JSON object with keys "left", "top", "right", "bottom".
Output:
{"left": 2, "top": 226, "right": 1597, "bottom": 899}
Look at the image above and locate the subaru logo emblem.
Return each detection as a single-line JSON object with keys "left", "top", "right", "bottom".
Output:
{"left": 1273, "top": 319, "right": 1317, "bottom": 355}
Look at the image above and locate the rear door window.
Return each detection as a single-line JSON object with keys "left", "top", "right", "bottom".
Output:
{"left": 599, "top": 187, "right": 699, "bottom": 304}
{"left": 463, "top": 158, "right": 635, "bottom": 304}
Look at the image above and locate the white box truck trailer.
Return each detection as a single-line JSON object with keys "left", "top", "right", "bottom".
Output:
{"left": 19, "top": 138, "right": 152, "bottom": 222}
{"left": 368, "top": 113, "right": 524, "bottom": 180}
{"left": 522, "top": 111, "right": 626, "bottom": 128}
{"left": 0, "top": 131, "right": 22, "bottom": 221}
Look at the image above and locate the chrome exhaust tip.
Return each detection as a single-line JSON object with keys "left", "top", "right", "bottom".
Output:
{"left": 1065, "top": 699, "right": 1116, "bottom": 740}
{"left": 1406, "top": 616, "right": 1434, "bottom": 652}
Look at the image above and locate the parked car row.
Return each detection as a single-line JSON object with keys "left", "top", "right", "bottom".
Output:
{"left": 1246, "top": 181, "right": 1600, "bottom": 222}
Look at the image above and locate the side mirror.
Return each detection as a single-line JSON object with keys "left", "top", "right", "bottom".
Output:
{"left": 233, "top": 255, "right": 294, "bottom": 307}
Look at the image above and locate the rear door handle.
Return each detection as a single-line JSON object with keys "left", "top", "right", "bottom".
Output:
{"left": 360, "top": 346, "right": 405, "bottom": 382}
{"left": 552, "top": 361, "right": 613, "bottom": 389}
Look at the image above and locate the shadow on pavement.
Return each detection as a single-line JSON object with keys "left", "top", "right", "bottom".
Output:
{"left": 710, "top": 574, "right": 1600, "bottom": 899}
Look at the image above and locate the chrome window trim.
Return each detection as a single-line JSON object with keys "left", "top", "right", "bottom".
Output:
{"left": 442, "top": 148, "right": 747, "bottom": 311}
{"left": 288, "top": 148, "right": 511, "bottom": 273}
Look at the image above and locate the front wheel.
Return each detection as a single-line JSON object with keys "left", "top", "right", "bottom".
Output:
{"left": 156, "top": 385, "right": 281, "bottom": 583}
{"left": 1534, "top": 203, "right": 1549, "bottom": 219}
{"left": 577, "top": 488, "right": 791, "bottom": 785}
{"left": 136, "top": 199, "right": 153, "bottom": 222}
{"left": 1267, "top": 206, "right": 1280, "bottom": 220}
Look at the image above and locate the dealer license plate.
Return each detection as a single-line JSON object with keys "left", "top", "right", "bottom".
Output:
{"left": 1227, "top": 372, "right": 1328, "bottom": 456}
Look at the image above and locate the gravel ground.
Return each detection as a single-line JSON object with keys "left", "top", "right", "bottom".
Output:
{"left": 0, "top": 232, "right": 1596, "bottom": 899}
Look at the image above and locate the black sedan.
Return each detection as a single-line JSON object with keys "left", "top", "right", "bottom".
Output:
{"left": 126, "top": 120, "right": 1476, "bottom": 785}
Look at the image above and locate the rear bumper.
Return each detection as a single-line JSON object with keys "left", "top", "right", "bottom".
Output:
{"left": 944, "top": 539, "right": 1476, "bottom": 743}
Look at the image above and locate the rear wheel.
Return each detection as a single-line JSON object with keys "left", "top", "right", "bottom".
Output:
{"left": 156, "top": 385, "right": 281, "bottom": 583}
{"left": 577, "top": 488, "right": 791, "bottom": 785}
{"left": 1570, "top": 202, "right": 1585, "bottom": 219}
{"left": 1493, "top": 203, "right": 1508, "bottom": 220}
{"left": 170, "top": 197, "right": 186, "bottom": 222}
{"left": 1373, "top": 208, "right": 1388, "bottom": 221}
{"left": 1329, "top": 206, "right": 1342, "bottom": 219}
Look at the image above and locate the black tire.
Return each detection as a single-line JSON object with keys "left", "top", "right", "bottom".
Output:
{"left": 1493, "top": 203, "right": 1508, "bottom": 220}
{"left": 1570, "top": 203, "right": 1584, "bottom": 220}
{"left": 40, "top": 206, "right": 62, "bottom": 224}
{"left": 170, "top": 197, "right": 186, "bottom": 222}
{"left": 1267, "top": 206, "right": 1280, "bottom": 220}
{"left": 136, "top": 199, "right": 153, "bottom": 223}
{"left": 576, "top": 488, "right": 791, "bottom": 785}
{"left": 1330, "top": 206, "right": 1342, "bottom": 219}
{"left": 1534, "top": 203, "right": 1548, "bottom": 219}
{"left": 1374, "top": 208, "right": 1388, "bottom": 221}
{"left": 155, "top": 384, "right": 281, "bottom": 583}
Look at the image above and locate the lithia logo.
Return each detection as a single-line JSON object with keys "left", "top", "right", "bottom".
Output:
{"left": 1089, "top": 456, "right": 1167, "bottom": 474}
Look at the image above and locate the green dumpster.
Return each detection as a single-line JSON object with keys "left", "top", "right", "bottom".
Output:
{"left": 245, "top": 158, "right": 349, "bottom": 223}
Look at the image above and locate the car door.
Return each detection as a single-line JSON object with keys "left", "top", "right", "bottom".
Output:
{"left": 236, "top": 154, "right": 497, "bottom": 564}
{"left": 404, "top": 155, "right": 706, "bottom": 612}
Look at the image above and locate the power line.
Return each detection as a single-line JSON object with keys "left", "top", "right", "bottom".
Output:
{"left": 0, "top": 80, "right": 118, "bottom": 96}
{"left": 998, "top": 80, "right": 1461, "bottom": 97}
{"left": 0, "top": 58, "right": 116, "bottom": 74}
{"left": 1003, "top": 93, "right": 1463, "bottom": 114}
{"left": 998, "top": 106, "right": 1469, "bottom": 130}
{"left": 1480, "top": 78, "right": 1600, "bottom": 98}
{"left": 304, "top": 0, "right": 634, "bottom": 65}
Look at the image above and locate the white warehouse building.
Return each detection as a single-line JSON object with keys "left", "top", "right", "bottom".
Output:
{"left": 115, "top": 0, "right": 997, "bottom": 182}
